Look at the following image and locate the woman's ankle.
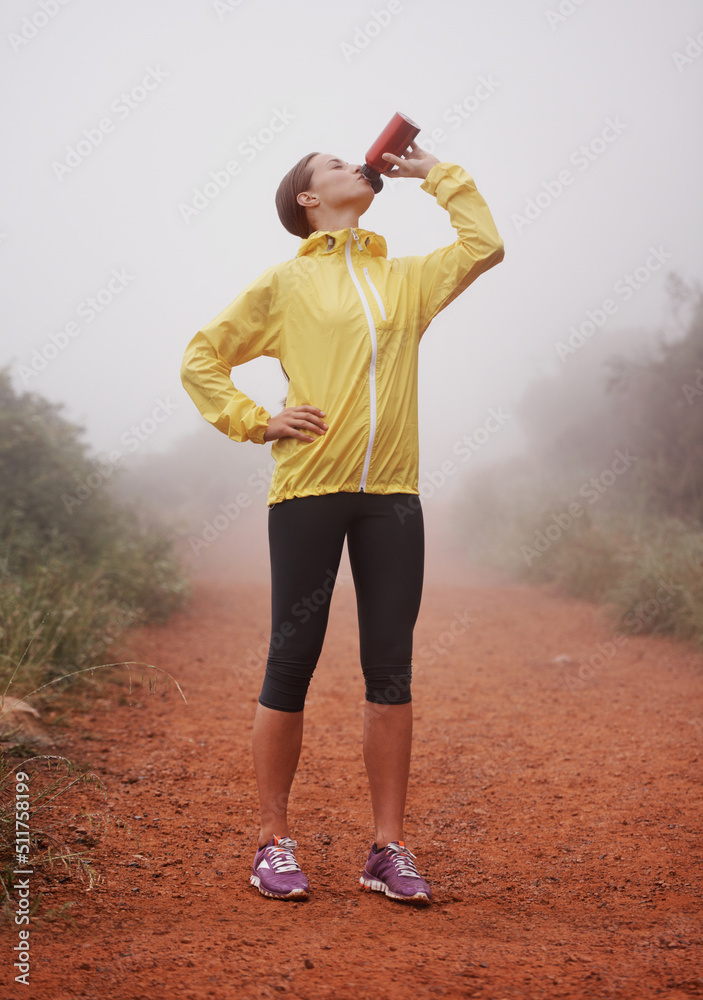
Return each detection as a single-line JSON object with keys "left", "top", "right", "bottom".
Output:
{"left": 258, "top": 826, "right": 290, "bottom": 848}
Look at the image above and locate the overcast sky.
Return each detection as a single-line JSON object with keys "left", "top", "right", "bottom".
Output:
{"left": 2, "top": 0, "right": 701, "bottom": 485}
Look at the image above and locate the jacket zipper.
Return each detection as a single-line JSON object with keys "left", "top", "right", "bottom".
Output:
{"left": 345, "top": 229, "right": 382, "bottom": 492}
{"left": 363, "top": 267, "right": 387, "bottom": 320}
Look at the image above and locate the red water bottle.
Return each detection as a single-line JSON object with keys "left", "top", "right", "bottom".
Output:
{"left": 361, "top": 111, "right": 421, "bottom": 193}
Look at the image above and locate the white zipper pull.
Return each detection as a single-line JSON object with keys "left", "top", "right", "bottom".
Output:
{"left": 351, "top": 228, "right": 364, "bottom": 251}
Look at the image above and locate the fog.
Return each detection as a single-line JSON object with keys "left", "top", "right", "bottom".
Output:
{"left": 2, "top": 0, "right": 701, "bottom": 584}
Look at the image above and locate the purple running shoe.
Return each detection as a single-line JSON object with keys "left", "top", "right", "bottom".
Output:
{"left": 359, "top": 840, "right": 431, "bottom": 904}
{"left": 250, "top": 834, "right": 309, "bottom": 900}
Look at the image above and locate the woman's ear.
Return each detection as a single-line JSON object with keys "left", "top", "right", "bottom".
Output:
{"left": 297, "top": 190, "right": 317, "bottom": 209}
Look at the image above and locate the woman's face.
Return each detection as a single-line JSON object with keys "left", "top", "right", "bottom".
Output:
{"left": 299, "top": 153, "right": 375, "bottom": 216}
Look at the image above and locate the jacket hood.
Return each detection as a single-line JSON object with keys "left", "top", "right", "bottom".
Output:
{"left": 296, "top": 227, "right": 388, "bottom": 259}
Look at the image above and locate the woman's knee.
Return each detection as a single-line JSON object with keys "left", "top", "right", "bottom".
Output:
{"left": 258, "top": 658, "right": 315, "bottom": 713}
{"left": 362, "top": 663, "right": 412, "bottom": 705}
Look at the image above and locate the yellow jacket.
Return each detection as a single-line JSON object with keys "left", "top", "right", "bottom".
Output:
{"left": 180, "top": 161, "right": 504, "bottom": 508}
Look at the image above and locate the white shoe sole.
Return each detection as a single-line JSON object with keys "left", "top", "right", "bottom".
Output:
{"left": 359, "top": 874, "right": 431, "bottom": 904}
{"left": 250, "top": 873, "right": 309, "bottom": 900}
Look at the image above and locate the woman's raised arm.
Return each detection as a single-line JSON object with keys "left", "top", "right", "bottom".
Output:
{"left": 392, "top": 158, "right": 505, "bottom": 334}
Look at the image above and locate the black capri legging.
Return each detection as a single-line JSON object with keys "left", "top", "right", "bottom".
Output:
{"left": 258, "top": 491, "right": 424, "bottom": 713}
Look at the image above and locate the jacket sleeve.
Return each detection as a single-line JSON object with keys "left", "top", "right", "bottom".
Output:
{"left": 180, "top": 263, "right": 282, "bottom": 445}
{"left": 394, "top": 161, "right": 505, "bottom": 334}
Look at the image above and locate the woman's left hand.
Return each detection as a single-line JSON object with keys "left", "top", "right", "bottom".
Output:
{"left": 381, "top": 140, "right": 440, "bottom": 180}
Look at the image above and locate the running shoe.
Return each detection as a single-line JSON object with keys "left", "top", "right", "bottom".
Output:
{"left": 359, "top": 840, "right": 431, "bottom": 904}
{"left": 249, "top": 834, "right": 309, "bottom": 900}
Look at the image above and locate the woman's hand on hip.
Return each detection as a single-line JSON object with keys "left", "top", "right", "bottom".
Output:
{"left": 263, "top": 405, "right": 328, "bottom": 443}
{"left": 382, "top": 140, "right": 440, "bottom": 180}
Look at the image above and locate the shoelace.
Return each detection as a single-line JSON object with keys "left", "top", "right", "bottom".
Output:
{"left": 265, "top": 837, "right": 302, "bottom": 874}
{"left": 384, "top": 842, "right": 422, "bottom": 878}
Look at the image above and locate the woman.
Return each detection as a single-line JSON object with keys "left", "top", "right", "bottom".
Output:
{"left": 180, "top": 139, "right": 504, "bottom": 905}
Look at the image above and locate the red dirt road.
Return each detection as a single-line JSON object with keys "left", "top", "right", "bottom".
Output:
{"left": 4, "top": 521, "right": 703, "bottom": 1000}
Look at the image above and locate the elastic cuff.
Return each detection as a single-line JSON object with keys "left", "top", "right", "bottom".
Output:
{"left": 420, "top": 161, "right": 452, "bottom": 193}
{"left": 257, "top": 697, "right": 305, "bottom": 713}
{"left": 247, "top": 411, "right": 272, "bottom": 445}
{"left": 364, "top": 694, "right": 412, "bottom": 706}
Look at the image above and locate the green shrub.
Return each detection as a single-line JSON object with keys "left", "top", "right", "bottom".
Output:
{"left": 0, "top": 370, "right": 189, "bottom": 697}
{"left": 453, "top": 463, "right": 703, "bottom": 648}
{"left": 601, "top": 516, "right": 703, "bottom": 646}
{"left": 452, "top": 280, "right": 703, "bottom": 649}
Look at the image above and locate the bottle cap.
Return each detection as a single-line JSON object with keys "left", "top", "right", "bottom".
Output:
{"left": 361, "top": 164, "right": 383, "bottom": 193}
